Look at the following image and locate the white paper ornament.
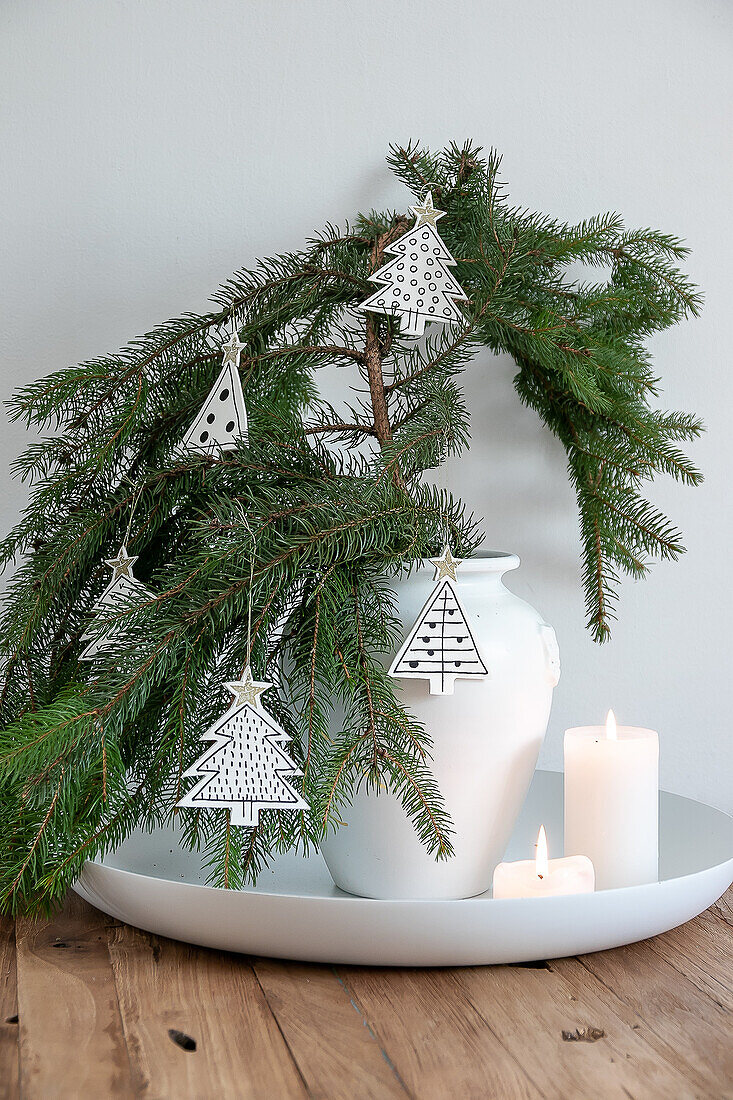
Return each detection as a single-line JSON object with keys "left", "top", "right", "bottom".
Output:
{"left": 181, "top": 334, "right": 248, "bottom": 455}
{"left": 359, "top": 192, "right": 467, "bottom": 337}
{"left": 79, "top": 545, "right": 154, "bottom": 662}
{"left": 178, "top": 667, "right": 308, "bottom": 827}
{"left": 388, "top": 547, "right": 489, "bottom": 695}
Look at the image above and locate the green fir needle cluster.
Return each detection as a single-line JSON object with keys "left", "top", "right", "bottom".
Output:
{"left": 0, "top": 141, "right": 702, "bottom": 915}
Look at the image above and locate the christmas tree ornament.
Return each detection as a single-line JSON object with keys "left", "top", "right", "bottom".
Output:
{"left": 180, "top": 331, "right": 248, "bottom": 455}
{"left": 178, "top": 666, "right": 308, "bottom": 827}
{"left": 388, "top": 546, "right": 489, "bottom": 695}
{"left": 359, "top": 191, "right": 467, "bottom": 337}
{"left": 79, "top": 545, "right": 154, "bottom": 662}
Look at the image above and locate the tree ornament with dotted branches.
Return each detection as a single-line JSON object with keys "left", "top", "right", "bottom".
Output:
{"left": 359, "top": 192, "right": 467, "bottom": 337}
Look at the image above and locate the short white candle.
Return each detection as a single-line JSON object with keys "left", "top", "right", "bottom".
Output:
{"left": 492, "top": 825, "right": 595, "bottom": 899}
{"left": 564, "top": 710, "right": 659, "bottom": 890}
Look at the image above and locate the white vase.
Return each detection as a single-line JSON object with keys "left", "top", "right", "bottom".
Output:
{"left": 319, "top": 552, "right": 560, "bottom": 899}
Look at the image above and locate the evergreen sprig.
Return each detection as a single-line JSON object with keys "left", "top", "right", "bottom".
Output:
{"left": 0, "top": 140, "right": 701, "bottom": 914}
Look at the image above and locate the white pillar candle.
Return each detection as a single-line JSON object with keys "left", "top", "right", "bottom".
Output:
{"left": 492, "top": 825, "right": 595, "bottom": 898}
{"left": 564, "top": 710, "right": 659, "bottom": 890}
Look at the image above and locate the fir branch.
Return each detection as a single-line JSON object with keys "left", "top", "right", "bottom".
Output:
{"left": 0, "top": 138, "right": 702, "bottom": 912}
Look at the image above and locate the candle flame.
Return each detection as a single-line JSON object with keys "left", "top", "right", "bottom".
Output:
{"left": 535, "top": 825, "right": 549, "bottom": 880}
{"left": 605, "top": 709, "right": 618, "bottom": 741}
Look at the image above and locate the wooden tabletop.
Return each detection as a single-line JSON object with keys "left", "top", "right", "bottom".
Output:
{"left": 1, "top": 888, "right": 731, "bottom": 1099}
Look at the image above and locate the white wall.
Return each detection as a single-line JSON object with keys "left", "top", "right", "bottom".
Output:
{"left": 2, "top": 0, "right": 731, "bottom": 809}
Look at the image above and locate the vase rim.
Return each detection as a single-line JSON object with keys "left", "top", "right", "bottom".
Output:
{"left": 410, "top": 550, "right": 520, "bottom": 574}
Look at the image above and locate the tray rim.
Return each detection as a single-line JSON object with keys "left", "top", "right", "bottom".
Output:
{"left": 73, "top": 775, "right": 733, "bottom": 964}
{"left": 76, "top": 780, "right": 733, "bottom": 907}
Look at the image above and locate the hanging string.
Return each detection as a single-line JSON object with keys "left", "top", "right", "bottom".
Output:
{"left": 121, "top": 478, "right": 145, "bottom": 549}
{"left": 235, "top": 502, "right": 256, "bottom": 676}
{"left": 440, "top": 428, "right": 450, "bottom": 551}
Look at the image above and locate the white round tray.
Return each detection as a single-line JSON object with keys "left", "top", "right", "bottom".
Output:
{"left": 74, "top": 771, "right": 733, "bottom": 966}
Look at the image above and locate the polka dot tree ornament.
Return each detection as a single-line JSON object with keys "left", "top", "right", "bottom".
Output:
{"left": 388, "top": 546, "right": 489, "bottom": 695}
{"left": 358, "top": 192, "right": 467, "bottom": 337}
{"left": 178, "top": 667, "right": 308, "bottom": 828}
{"left": 180, "top": 331, "right": 248, "bottom": 455}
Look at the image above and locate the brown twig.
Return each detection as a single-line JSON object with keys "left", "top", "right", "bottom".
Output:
{"left": 379, "top": 749, "right": 451, "bottom": 857}
{"left": 5, "top": 767, "right": 66, "bottom": 904}
{"left": 305, "top": 592, "right": 320, "bottom": 779}
{"left": 352, "top": 584, "right": 378, "bottom": 769}
{"left": 67, "top": 312, "right": 225, "bottom": 431}
{"left": 312, "top": 233, "right": 371, "bottom": 252}
{"left": 364, "top": 314, "right": 393, "bottom": 448}
{"left": 101, "top": 729, "right": 108, "bottom": 802}
{"left": 302, "top": 264, "right": 366, "bottom": 291}
{"left": 240, "top": 824, "right": 261, "bottom": 880}
{"left": 24, "top": 655, "right": 36, "bottom": 712}
{"left": 255, "top": 343, "right": 366, "bottom": 365}
{"left": 361, "top": 217, "right": 410, "bottom": 464}
{"left": 223, "top": 819, "right": 231, "bottom": 889}
{"left": 304, "top": 421, "right": 376, "bottom": 436}
{"left": 175, "top": 627, "right": 207, "bottom": 804}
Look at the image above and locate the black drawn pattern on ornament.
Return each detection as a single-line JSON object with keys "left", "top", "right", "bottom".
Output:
{"left": 182, "top": 361, "right": 248, "bottom": 454}
{"left": 180, "top": 702, "right": 305, "bottom": 827}
{"left": 390, "top": 578, "right": 488, "bottom": 693}
{"left": 360, "top": 224, "right": 466, "bottom": 336}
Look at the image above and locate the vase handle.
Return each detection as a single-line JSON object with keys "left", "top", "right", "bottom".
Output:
{"left": 539, "top": 623, "right": 561, "bottom": 686}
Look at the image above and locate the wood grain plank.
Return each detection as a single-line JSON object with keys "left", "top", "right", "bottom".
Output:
{"left": 15, "top": 893, "right": 134, "bottom": 1099}
{"left": 456, "top": 959, "right": 702, "bottom": 1100}
{"left": 107, "top": 923, "right": 307, "bottom": 1099}
{"left": 0, "top": 916, "right": 19, "bottom": 1100}
{"left": 711, "top": 886, "right": 733, "bottom": 931}
{"left": 252, "top": 957, "right": 407, "bottom": 1099}
{"left": 577, "top": 937, "right": 733, "bottom": 1098}
{"left": 7, "top": 886, "right": 731, "bottom": 1099}
{"left": 336, "top": 965, "right": 539, "bottom": 1099}
{"left": 646, "top": 907, "right": 733, "bottom": 1011}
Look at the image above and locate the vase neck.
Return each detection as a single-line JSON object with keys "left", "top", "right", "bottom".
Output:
{"left": 408, "top": 552, "right": 520, "bottom": 580}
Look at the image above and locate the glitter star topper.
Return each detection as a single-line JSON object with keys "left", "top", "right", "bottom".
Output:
{"left": 105, "top": 546, "right": 138, "bottom": 579}
{"left": 430, "top": 545, "right": 460, "bottom": 582}
{"left": 225, "top": 665, "right": 271, "bottom": 708}
{"left": 409, "top": 191, "right": 446, "bottom": 229}
{"left": 221, "top": 331, "right": 244, "bottom": 367}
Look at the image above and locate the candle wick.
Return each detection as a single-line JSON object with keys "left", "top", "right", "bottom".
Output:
{"left": 537, "top": 874, "right": 544, "bottom": 880}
